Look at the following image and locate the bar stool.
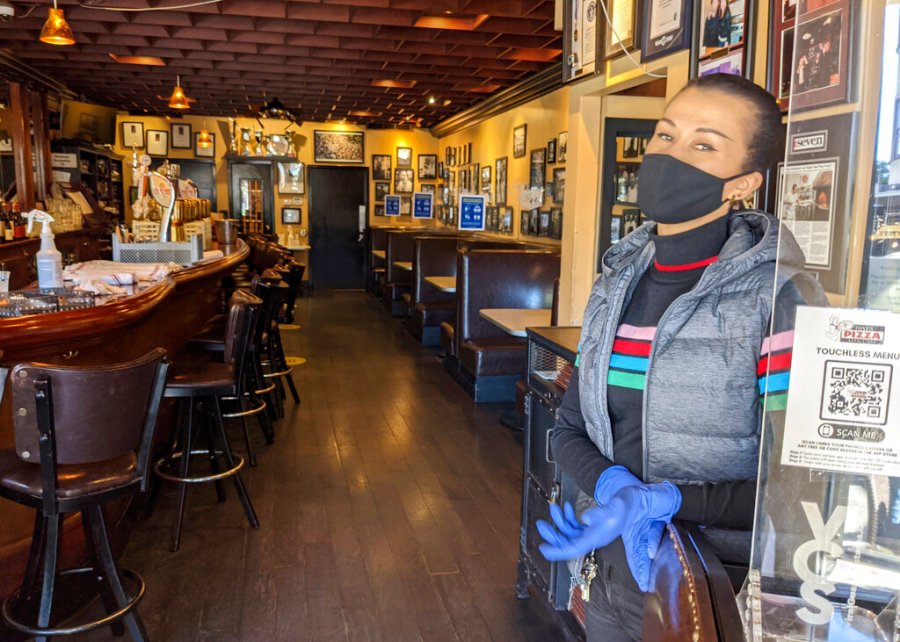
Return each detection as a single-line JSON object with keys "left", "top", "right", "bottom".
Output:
{"left": 272, "top": 260, "right": 305, "bottom": 323}
{"left": 0, "top": 349, "right": 168, "bottom": 642}
{"left": 251, "top": 279, "right": 300, "bottom": 417}
{"left": 156, "top": 290, "right": 262, "bottom": 552}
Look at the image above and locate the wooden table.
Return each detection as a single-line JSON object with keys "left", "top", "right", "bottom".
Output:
{"left": 479, "top": 308, "right": 552, "bottom": 337}
{"left": 393, "top": 261, "right": 413, "bottom": 271}
{"left": 425, "top": 276, "right": 456, "bottom": 293}
{"left": 372, "top": 249, "right": 386, "bottom": 259}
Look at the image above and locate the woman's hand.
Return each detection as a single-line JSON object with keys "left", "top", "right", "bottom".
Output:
{"left": 536, "top": 481, "right": 682, "bottom": 591}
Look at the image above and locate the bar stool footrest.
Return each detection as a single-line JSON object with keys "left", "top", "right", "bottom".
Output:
{"left": 1, "top": 567, "right": 145, "bottom": 637}
{"left": 154, "top": 450, "right": 245, "bottom": 483}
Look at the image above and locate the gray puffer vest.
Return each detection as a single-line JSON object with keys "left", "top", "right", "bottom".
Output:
{"left": 577, "top": 211, "right": 818, "bottom": 559}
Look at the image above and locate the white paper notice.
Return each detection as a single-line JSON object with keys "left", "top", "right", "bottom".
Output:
{"left": 781, "top": 306, "right": 900, "bottom": 476}
{"left": 650, "top": 0, "right": 682, "bottom": 40}
{"left": 582, "top": 0, "right": 597, "bottom": 67}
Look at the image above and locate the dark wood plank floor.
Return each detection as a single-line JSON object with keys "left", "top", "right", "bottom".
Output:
{"left": 84, "top": 291, "right": 564, "bottom": 641}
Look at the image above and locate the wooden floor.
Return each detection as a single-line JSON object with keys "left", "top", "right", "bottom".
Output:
{"left": 85, "top": 291, "right": 563, "bottom": 641}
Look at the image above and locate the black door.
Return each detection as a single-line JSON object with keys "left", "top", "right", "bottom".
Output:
{"left": 309, "top": 166, "right": 368, "bottom": 289}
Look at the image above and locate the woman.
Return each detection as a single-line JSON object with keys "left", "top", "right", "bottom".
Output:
{"left": 717, "top": 0, "right": 733, "bottom": 47}
{"left": 536, "top": 74, "right": 825, "bottom": 641}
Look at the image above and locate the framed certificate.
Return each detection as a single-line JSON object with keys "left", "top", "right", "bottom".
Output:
{"left": 641, "top": 0, "right": 693, "bottom": 62}
{"left": 605, "top": 0, "right": 640, "bottom": 59}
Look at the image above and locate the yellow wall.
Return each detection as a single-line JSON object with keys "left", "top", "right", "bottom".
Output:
{"left": 437, "top": 86, "right": 570, "bottom": 248}
{"left": 62, "top": 100, "right": 118, "bottom": 144}
{"left": 111, "top": 114, "right": 439, "bottom": 239}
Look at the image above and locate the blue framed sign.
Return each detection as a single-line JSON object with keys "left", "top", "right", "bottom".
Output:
{"left": 459, "top": 194, "right": 487, "bottom": 231}
{"left": 384, "top": 195, "right": 401, "bottom": 217}
{"left": 413, "top": 192, "right": 433, "bottom": 219}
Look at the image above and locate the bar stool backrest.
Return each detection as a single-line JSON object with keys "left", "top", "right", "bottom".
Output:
{"left": 10, "top": 348, "right": 168, "bottom": 473}
{"left": 224, "top": 290, "right": 262, "bottom": 368}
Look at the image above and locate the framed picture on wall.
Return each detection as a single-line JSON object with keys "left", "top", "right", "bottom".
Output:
{"left": 277, "top": 162, "right": 305, "bottom": 195}
{"left": 605, "top": 0, "right": 640, "bottom": 59}
{"left": 473, "top": 163, "right": 480, "bottom": 191}
{"left": 558, "top": 132, "right": 568, "bottom": 163}
{"left": 374, "top": 182, "right": 390, "bottom": 202}
{"left": 122, "top": 122, "right": 144, "bottom": 148}
{"left": 314, "top": 130, "right": 364, "bottom": 163}
{"left": 529, "top": 148, "right": 546, "bottom": 189}
{"left": 547, "top": 139, "right": 557, "bottom": 164}
{"left": 691, "top": 0, "right": 755, "bottom": 79}
{"left": 553, "top": 168, "right": 566, "bottom": 205}
{"left": 789, "top": 0, "right": 855, "bottom": 111}
{"left": 418, "top": 154, "right": 437, "bottom": 180}
{"left": 146, "top": 130, "right": 168, "bottom": 156}
{"left": 372, "top": 154, "right": 391, "bottom": 180}
{"left": 281, "top": 207, "right": 301, "bottom": 224}
{"left": 394, "top": 168, "right": 414, "bottom": 194}
{"left": 396, "top": 147, "right": 412, "bottom": 167}
{"left": 481, "top": 166, "right": 491, "bottom": 192}
{"left": 513, "top": 124, "right": 527, "bottom": 158}
{"left": 495, "top": 157, "right": 508, "bottom": 205}
{"left": 195, "top": 132, "right": 215, "bottom": 157}
{"left": 171, "top": 123, "right": 192, "bottom": 149}
{"left": 374, "top": 204, "right": 386, "bottom": 217}
{"left": 641, "top": 0, "right": 693, "bottom": 62}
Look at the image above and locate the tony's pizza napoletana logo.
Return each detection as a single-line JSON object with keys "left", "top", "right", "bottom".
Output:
{"left": 826, "top": 315, "right": 886, "bottom": 345}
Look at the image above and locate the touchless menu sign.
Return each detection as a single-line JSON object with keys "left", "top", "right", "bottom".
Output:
{"left": 458, "top": 195, "right": 486, "bottom": 231}
{"left": 384, "top": 195, "right": 401, "bottom": 217}
{"left": 781, "top": 306, "right": 900, "bottom": 476}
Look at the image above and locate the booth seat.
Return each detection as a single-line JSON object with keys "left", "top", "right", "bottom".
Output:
{"left": 446, "top": 248, "right": 560, "bottom": 402}
{"left": 367, "top": 226, "right": 403, "bottom": 296}
{"left": 408, "top": 236, "right": 462, "bottom": 345}
{"left": 382, "top": 230, "right": 418, "bottom": 316}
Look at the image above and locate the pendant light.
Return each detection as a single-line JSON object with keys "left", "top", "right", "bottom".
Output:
{"left": 197, "top": 122, "right": 213, "bottom": 148}
{"left": 167, "top": 75, "right": 190, "bottom": 110}
{"left": 40, "top": 0, "right": 75, "bottom": 46}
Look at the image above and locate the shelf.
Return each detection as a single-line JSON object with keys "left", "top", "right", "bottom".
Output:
{"left": 614, "top": 200, "right": 639, "bottom": 207}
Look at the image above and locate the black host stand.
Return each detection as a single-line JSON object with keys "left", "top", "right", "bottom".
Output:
{"left": 517, "top": 326, "right": 586, "bottom": 641}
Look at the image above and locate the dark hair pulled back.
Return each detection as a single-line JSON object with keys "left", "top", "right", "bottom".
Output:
{"left": 681, "top": 74, "right": 784, "bottom": 174}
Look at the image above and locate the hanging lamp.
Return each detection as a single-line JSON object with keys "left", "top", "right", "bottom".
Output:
{"left": 197, "top": 122, "right": 213, "bottom": 148}
{"left": 40, "top": 0, "right": 75, "bottom": 46}
{"left": 167, "top": 75, "right": 191, "bottom": 110}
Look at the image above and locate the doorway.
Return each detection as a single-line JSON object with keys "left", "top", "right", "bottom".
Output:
{"left": 308, "top": 166, "right": 368, "bottom": 289}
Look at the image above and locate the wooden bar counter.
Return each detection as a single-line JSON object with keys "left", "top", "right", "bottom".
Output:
{"left": 0, "top": 239, "right": 249, "bottom": 599}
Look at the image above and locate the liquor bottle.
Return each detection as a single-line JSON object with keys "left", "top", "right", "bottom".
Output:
{"left": 0, "top": 201, "right": 6, "bottom": 244}
{"left": 3, "top": 203, "right": 12, "bottom": 243}
{"left": 12, "top": 202, "right": 26, "bottom": 240}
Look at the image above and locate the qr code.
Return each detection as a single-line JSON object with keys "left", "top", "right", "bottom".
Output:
{"left": 820, "top": 360, "right": 892, "bottom": 426}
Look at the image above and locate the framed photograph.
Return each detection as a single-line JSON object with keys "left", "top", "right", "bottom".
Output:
{"left": 374, "top": 181, "right": 390, "bottom": 202}
{"left": 558, "top": 132, "right": 568, "bottom": 163}
{"left": 520, "top": 209, "right": 529, "bottom": 235}
{"left": 394, "top": 168, "right": 414, "bottom": 194}
{"left": 529, "top": 209, "right": 540, "bottom": 235}
{"left": 550, "top": 207, "right": 563, "bottom": 240}
{"left": 122, "top": 122, "right": 144, "bottom": 148}
{"left": 642, "top": 0, "right": 693, "bottom": 62}
{"left": 281, "top": 207, "right": 301, "bottom": 225}
{"left": 420, "top": 183, "right": 436, "bottom": 196}
{"left": 481, "top": 166, "right": 491, "bottom": 191}
{"left": 539, "top": 210, "right": 551, "bottom": 237}
{"left": 499, "top": 207, "right": 513, "bottom": 234}
{"left": 314, "top": 130, "right": 364, "bottom": 163}
{"left": 495, "top": 157, "right": 508, "bottom": 205}
{"left": 171, "top": 123, "right": 192, "bottom": 149}
{"left": 790, "top": 1, "right": 854, "bottom": 111}
{"left": 605, "top": 0, "right": 640, "bottom": 59}
{"left": 372, "top": 154, "right": 391, "bottom": 180}
{"left": 610, "top": 216, "right": 623, "bottom": 243}
{"left": 418, "top": 154, "right": 437, "bottom": 180}
{"left": 513, "top": 124, "right": 527, "bottom": 159}
{"left": 529, "top": 148, "right": 547, "bottom": 189}
{"left": 552, "top": 168, "right": 566, "bottom": 205}
{"left": 692, "top": 0, "right": 755, "bottom": 79}
{"left": 195, "top": 132, "right": 215, "bottom": 158}
{"left": 146, "top": 130, "right": 168, "bottom": 156}
{"left": 473, "top": 163, "right": 480, "bottom": 192}
{"left": 547, "top": 139, "right": 557, "bottom": 164}
{"left": 396, "top": 146, "right": 412, "bottom": 168}
{"left": 374, "top": 204, "right": 386, "bottom": 217}
{"left": 277, "top": 162, "right": 305, "bottom": 195}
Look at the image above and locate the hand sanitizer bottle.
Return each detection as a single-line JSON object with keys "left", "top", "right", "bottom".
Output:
{"left": 27, "top": 210, "right": 63, "bottom": 289}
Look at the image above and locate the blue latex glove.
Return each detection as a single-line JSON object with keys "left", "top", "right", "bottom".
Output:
{"left": 594, "top": 465, "right": 641, "bottom": 505}
{"left": 537, "top": 481, "right": 682, "bottom": 591}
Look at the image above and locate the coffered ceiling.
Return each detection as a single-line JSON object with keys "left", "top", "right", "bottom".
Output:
{"left": 0, "top": 0, "right": 563, "bottom": 128}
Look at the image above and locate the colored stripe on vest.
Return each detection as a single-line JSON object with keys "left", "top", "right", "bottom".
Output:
{"left": 608, "top": 324, "right": 655, "bottom": 392}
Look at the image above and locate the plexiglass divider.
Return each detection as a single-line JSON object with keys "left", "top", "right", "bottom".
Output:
{"left": 738, "top": 0, "right": 900, "bottom": 639}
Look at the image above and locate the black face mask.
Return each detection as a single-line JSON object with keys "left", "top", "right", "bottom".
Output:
{"left": 637, "top": 153, "right": 746, "bottom": 224}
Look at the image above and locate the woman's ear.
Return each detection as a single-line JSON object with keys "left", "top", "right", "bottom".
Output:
{"left": 724, "top": 171, "right": 764, "bottom": 201}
